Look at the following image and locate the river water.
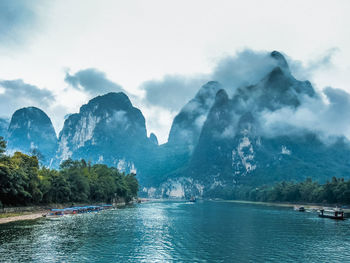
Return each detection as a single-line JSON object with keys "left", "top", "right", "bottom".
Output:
{"left": 1, "top": 201, "right": 350, "bottom": 262}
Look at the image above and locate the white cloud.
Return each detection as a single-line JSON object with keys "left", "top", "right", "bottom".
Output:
{"left": 0, "top": 79, "right": 54, "bottom": 117}
{"left": 258, "top": 87, "right": 350, "bottom": 142}
{"left": 0, "top": 0, "right": 350, "bottom": 143}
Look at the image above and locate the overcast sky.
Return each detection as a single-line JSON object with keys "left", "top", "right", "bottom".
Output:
{"left": 0, "top": 0, "right": 349, "bottom": 143}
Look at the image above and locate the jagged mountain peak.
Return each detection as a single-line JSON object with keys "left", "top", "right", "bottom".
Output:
{"left": 146, "top": 50, "right": 343, "bottom": 198}
{"left": 270, "top": 50, "right": 289, "bottom": 72}
{"left": 149, "top": 132, "right": 159, "bottom": 145}
{"left": 167, "top": 81, "right": 221, "bottom": 146}
{"left": 215, "top": 89, "right": 229, "bottom": 104}
{"left": 196, "top": 81, "right": 222, "bottom": 99}
{"left": 230, "top": 63, "right": 316, "bottom": 112}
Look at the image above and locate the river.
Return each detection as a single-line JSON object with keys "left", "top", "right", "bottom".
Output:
{"left": 1, "top": 201, "right": 350, "bottom": 262}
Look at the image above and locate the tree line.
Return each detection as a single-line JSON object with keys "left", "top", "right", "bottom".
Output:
{"left": 233, "top": 177, "right": 350, "bottom": 204}
{"left": 0, "top": 136, "right": 138, "bottom": 208}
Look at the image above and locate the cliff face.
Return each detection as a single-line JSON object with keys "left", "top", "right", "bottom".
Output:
{"left": 57, "top": 92, "right": 157, "bottom": 176}
{"left": 139, "top": 81, "right": 222, "bottom": 188}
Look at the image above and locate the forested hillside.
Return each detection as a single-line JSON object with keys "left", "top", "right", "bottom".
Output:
{"left": 0, "top": 136, "right": 138, "bottom": 207}
{"left": 233, "top": 177, "right": 350, "bottom": 204}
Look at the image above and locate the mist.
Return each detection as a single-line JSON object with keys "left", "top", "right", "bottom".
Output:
{"left": 258, "top": 87, "right": 350, "bottom": 143}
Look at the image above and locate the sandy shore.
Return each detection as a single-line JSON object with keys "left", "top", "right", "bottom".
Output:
{"left": 0, "top": 212, "right": 45, "bottom": 225}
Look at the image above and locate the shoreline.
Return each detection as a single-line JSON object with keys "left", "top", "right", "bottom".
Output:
{"left": 0, "top": 201, "right": 129, "bottom": 225}
{"left": 0, "top": 212, "right": 45, "bottom": 225}
{"left": 219, "top": 199, "right": 350, "bottom": 212}
{"left": 1, "top": 199, "right": 349, "bottom": 225}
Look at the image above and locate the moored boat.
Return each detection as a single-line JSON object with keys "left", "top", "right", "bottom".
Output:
{"left": 43, "top": 204, "right": 114, "bottom": 218}
{"left": 189, "top": 196, "right": 196, "bottom": 202}
{"left": 43, "top": 209, "right": 65, "bottom": 218}
{"left": 294, "top": 206, "right": 305, "bottom": 212}
{"left": 318, "top": 208, "right": 345, "bottom": 220}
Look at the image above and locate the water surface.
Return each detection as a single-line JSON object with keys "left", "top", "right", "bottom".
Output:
{"left": 1, "top": 201, "right": 349, "bottom": 262}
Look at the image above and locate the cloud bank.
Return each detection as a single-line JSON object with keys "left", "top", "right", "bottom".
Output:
{"left": 287, "top": 48, "right": 339, "bottom": 81}
{"left": 211, "top": 49, "right": 280, "bottom": 94}
{"left": 141, "top": 74, "right": 208, "bottom": 112}
{"left": 0, "top": 79, "right": 54, "bottom": 117}
{"left": 141, "top": 50, "right": 283, "bottom": 112}
{"left": 65, "top": 68, "right": 124, "bottom": 96}
{"left": 142, "top": 49, "right": 339, "bottom": 111}
{"left": 1, "top": 49, "right": 349, "bottom": 145}
{"left": 259, "top": 87, "right": 350, "bottom": 143}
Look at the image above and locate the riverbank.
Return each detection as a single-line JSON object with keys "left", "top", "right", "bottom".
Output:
{"left": 221, "top": 200, "right": 350, "bottom": 213}
{"left": 0, "top": 200, "right": 134, "bottom": 225}
{"left": 0, "top": 212, "right": 45, "bottom": 225}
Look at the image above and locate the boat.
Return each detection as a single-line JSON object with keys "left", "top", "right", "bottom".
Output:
{"left": 42, "top": 209, "right": 65, "bottom": 218}
{"left": 189, "top": 196, "right": 196, "bottom": 202}
{"left": 318, "top": 208, "right": 345, "bottom": 220}
{"left": 294, "top": 206, "right": 305, "bottom": 212}
{"left": 43, "top": 204, "right": 114, "bottom": 218}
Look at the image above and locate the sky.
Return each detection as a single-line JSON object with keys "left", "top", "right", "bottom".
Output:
{"left": 0, "top": 0, "right": 349, "bottom": 143}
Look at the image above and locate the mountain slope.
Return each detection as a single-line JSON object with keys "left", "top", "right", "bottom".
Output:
{"left": 140, "top": 81, "right": 221, "bottom": 189}
{"left": 168, "top": 81, "right": 222, "bottom": 148}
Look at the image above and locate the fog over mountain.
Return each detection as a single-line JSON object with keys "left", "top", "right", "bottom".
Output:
{"left": 140, "top": 51, "right": 350, "bottom": 198}
{"left": 2, "top": 50, "right": 350, "bottom": 199}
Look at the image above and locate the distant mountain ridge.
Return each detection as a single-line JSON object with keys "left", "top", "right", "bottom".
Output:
{"left": 3, "top": 51, "right": 350, "bottom": 199}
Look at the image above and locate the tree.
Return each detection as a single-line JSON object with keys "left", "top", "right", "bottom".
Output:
{"left": 0, "top": 136, "right": 6, "bottom": 155}
{"left": 125, "top": 173, "right": 139, "bottom": 197}
{"left": 1, "top": 153, "right": 140, "bottom": 206}
{"left": 11, "top": 152, "right": 42, "bottom": 204}
{"left": 51, "top": 172, "right": 71, "bottom": 203}
{"left": 31, "top": 149, "right": 46, "bottom": 165}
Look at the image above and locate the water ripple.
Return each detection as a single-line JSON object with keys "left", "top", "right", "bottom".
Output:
{"left": 1, "top": 201, "right": 350, "bottom": 262}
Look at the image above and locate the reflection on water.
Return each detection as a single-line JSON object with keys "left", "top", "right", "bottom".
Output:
{"left": 1, "top": 201, "right": 350, "bottom": 262}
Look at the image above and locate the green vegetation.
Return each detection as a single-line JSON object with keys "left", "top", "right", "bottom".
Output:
{"left": 233, "top": 177, "right": 350, "bottom": 204}
{"left": 0, "top": 136, "right": 138, "bottom": 207}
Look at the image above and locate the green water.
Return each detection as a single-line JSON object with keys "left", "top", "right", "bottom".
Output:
{"left": 0, "top": 201, "right": 349, "bottom": 262}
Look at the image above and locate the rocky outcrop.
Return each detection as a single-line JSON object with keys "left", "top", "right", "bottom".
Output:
{"left": 56, "top": 92, "right": 157, "bottom": 176}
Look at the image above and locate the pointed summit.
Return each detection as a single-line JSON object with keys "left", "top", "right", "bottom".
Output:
{"left": 270, "top": 51, "right": 289, "bottom": 72}
{"left": 149, "top": 133, "right": 158, "bottom": 145}
{"left": 215, "top": 89, "right": 229, "bottom": 104}
{"left": 196, "top": 81, "right": 222, "bottom": 100}
{"left": 167, "top": 81, "right": 221, "bottom": 146}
